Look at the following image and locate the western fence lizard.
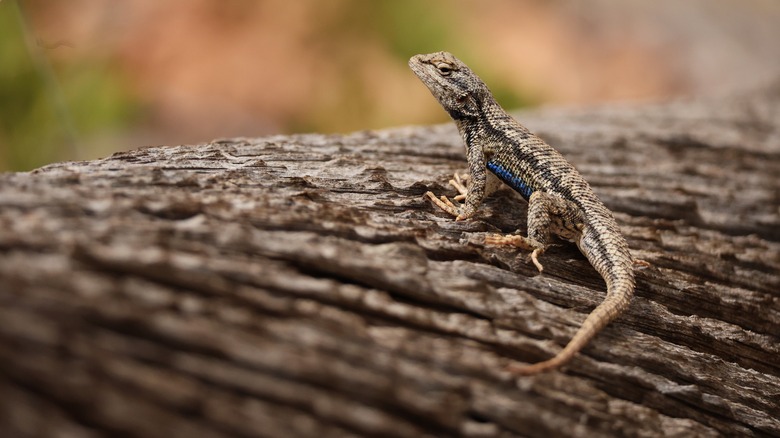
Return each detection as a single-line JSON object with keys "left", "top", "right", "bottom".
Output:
{"left": 409, "top": 51, "right": 636, "bottom": 375}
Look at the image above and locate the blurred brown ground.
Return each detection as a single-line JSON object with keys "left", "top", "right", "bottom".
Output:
{"left": 15, "top": 0, "right": 780, "bottom": 161}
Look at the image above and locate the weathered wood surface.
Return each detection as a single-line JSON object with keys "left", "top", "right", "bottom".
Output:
{"left": 1, "top": 81, "right": 779, "bottom": 437}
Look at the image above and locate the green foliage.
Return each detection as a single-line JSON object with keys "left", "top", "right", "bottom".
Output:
{"left": 366, "top": 0, "right": 537, "bottom": 111}
{"left": 0, "top": 1, "right": 139, "bottom": 172}
{"left": 317, "top": 0, "right": 459, "bottom": 59}
{"left": 484, "top": 78, "right": 539, "bottom": 111}
{"left": 371, "top": 0, "right": 457, "bottom": 60}
{"left": 292, "top": 1, "right": 535, "bottom": 134}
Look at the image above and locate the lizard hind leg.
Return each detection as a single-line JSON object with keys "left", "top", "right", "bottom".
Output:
{"left": 485, "top": 191, "right": 583, "bottom": 273}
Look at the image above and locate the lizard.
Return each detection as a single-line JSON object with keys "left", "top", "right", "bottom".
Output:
{"left": 409, "top": 51, "right": 636, "bottom": 375}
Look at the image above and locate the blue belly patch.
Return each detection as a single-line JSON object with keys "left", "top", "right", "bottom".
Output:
{"left": 487, "top": 161, "right": 534, "bottom": 199}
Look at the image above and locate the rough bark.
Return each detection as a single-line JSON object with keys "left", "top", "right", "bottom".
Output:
{"left": 1, "top": 81, "right": 778, "bottom": 438}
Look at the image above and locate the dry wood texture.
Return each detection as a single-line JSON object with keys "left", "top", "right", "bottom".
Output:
{"left": 1, "top": 82, "right": 779, "bottom": 437}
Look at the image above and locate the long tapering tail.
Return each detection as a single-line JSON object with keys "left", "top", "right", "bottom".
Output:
{"left": 507, "top": 275, "right": 634, "bottom": 375}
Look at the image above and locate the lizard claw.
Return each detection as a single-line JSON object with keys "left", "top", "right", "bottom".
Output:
{"left": 425, "top": 191, "right": 459, "bottom": 217}
{"left": 633, "top": 259, "right": 651, "bottom": 269}
{"left": 530, "top": 248, "right": 544, "bottom": 273}
{"left": 449, "top": 173, "right": 469, "bottom": 197}
{"left": 426, "top": 189, "right": 476, "bottom": 221}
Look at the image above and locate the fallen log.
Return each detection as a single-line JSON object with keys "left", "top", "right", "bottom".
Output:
{"left": 1, "top": 81, "right": 778, "bottom": 437}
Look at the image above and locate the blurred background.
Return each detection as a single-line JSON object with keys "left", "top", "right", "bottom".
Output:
{"left": 1, "top": 0, "right": 779, "bottom": 171}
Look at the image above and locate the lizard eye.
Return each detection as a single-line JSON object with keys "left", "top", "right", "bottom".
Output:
{"left": 436, "top": 63, "right": 453, "bottom": 76}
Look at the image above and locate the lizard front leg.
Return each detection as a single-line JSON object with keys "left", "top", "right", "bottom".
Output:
{"left": 486, "top": 191, "right": 584, "bottom": 272}
{"left": 426, "top": 145, "right": 489, "bottom": 221}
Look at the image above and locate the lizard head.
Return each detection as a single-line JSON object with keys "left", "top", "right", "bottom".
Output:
{"left": 409, "top": 51, "right": 489, "bottom": 120}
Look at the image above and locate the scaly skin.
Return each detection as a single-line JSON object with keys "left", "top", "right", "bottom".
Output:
{"left": 410, "top": 51, "right": 635, "bottom": 375}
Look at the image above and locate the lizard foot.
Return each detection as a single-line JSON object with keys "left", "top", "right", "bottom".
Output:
{"left": 425, "top": 191, "right": 458, "bottom": 217}
{"left": 425, "top": 173, "right": 475, "bottom": 220}
{"left": 449, "top": 173, "right": 469, "bottom": 201}
{"left": 485, "top": 234, "right": 546, "bottom": 273}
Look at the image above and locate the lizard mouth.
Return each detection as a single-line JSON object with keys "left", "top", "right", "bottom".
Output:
{"left": 408, "top": 56, "right": 426, "bottom": 78}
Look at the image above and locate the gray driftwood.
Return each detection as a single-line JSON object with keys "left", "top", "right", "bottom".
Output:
{"left": 1, "top": 81, "right": 779, "bottom": 437}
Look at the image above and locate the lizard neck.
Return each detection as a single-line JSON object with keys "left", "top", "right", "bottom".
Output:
{"left": 452, "top": 93, "right": 496, "bottom": 130}
{"left": 454, "top": 94, "right": 516, "bottom": 154}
